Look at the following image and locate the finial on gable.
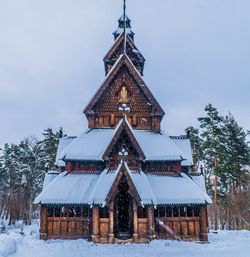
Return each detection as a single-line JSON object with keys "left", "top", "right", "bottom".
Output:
{"left": 113, "top": 0, "right": 134, "bottom": 41}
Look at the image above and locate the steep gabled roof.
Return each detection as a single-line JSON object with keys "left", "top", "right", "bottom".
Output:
{"left": 56, "top": 127, "right": 188, "bottom": 163}
{"left": 105, "top": 161, "right": 142, "bottom": 206}
{"left": 103, "top": 32, "right": 145, "bottom": 63}
{"left": 84, "top": 54, "right": 165, "bottom": 116}
{"left": 35, "top": 164, "right": 211, "bottom": 206}
{"left": 102, "top": 116, "right": 146, "bottom": 161}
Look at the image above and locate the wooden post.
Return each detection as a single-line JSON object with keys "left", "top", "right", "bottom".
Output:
{"left": 200, "top": 206, "right": 208, "bottom": 241}
{"left": 110, "top": 114, "right": 115, "bottom": 126}
{"left": 133, "top": 201, "right": 138, "bottom": 242}
{"left": 109, "top": 202, "right": 114, "bottom": 243}
{"left": 147, "top": 205, "right": 156, "bottom": 240}
{"left": 132, "top": 115, "right": 137, "bottom": 126}
{"left": 92, "top": 205, "right": 100, "bottom": 243}
{"left": 40, "top": 205, "right": 47, "bottom": 240}
{"left": 153, "top": 117, "right": 161, "bottom": 132}
{"left": 88, "top": 115, "right": 95, "bottom": 128}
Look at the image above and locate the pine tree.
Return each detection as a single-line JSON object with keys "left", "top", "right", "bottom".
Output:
{"left": 0, "top": 143, "right": 22, "bottom": 224}
{"left": 218, "top": 114, "right": 250, "bottom": 229}
{"left": 40, "top": 127, "right": 64, "bottom": 170}
{"left": 0, "top": 127, "right": 64, "bottom": 224}
{"left": 198, "top": 104, "right": 224, "bottom": 229}
{"left": 220, "top": 113, "right": 249, "bottom": 187}
{"left": 19, "top": 136, "right": 49, "bottom": 225}
{"left": 185, "top": 126, "right": 203, "bottom": 171}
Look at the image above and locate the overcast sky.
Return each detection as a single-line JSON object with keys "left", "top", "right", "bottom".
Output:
{"left": 0, "top": 0, "right": 249, "bottom": 146}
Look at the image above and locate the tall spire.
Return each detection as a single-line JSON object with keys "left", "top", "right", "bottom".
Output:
{"left": 123, "top": 0, "right": 127, "bottom": 53}
{"left": 113, "top": 1, "right": 134, "bottom": 41}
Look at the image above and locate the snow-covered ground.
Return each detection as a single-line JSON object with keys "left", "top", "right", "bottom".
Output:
{"left": 0, "top": 221, "right": 249, "bottom": 257}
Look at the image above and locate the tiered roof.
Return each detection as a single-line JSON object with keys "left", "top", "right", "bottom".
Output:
{"left": 56, "top": 117, "right": 193, "bottom": 165}
{"left": 35, "top": 10, "right": 211, "bottom": 209}
{"left": 35, "top": 162, "right": 212, "bottom": 206}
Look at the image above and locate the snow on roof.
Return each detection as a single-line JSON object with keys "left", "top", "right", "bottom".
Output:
{"left": 147, "top": 173, "right": 212, "bottom": 205}
{"left": 42, "top": 171, "right": 59, "bottom": 190}
{"left": 171, "top": 137, "right": 193, "bottom": 166}
{"left": 58, "top": 127, "right": 189, "bottom": 163}
{"left": 59, "top": 129, "right": 114, "bottom": 161}
{"left": 34, "top": 172, "right": 99, "bottom": 205}
{"left": 125, "top": 163, "right": 156, "bottom": 205}
{"left": 35, "top": 164, "right": 123, "bottom": 206}
{"left": 181, "top": 173, "right": 212, "bottom": 204}
{"left": 35, "top": 166, "right": 211, "bottom": 206}
{"left": 88, "top": 163, "right": 122, "bottom": 206}
{"left": 55, "top": 137, "right": 76, "bottom": 166}
{"left": 133, "top": 130, "right": 186, "bottom": 161}
{"left": 190, "top": 174, "right": 209, "bottom": 195}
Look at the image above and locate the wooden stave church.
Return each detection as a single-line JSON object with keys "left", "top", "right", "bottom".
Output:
{"left": 35, "top": 8, "right": 212, "bottom": 243}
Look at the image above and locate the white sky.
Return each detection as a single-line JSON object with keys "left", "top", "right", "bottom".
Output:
{"left": 0, "top": 0, "right": 249, "bottom": 146}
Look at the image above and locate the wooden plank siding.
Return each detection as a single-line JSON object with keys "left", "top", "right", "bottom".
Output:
{"left": 46, "top": 217, "right": 90, "bottom": 240}
{"left": 155, "top": 217, "right": 201, "bottom": 241}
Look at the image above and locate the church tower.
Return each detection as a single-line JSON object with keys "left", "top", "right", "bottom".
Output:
{"left": 35, "top": 2, "right": 211, "bottom": 243}
{"left": 85, "top": 4, "right": 164, "bottom": 133}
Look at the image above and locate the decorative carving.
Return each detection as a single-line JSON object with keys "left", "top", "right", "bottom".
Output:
{"left": 118, "top": 86, "right": 129, "bottom": 103}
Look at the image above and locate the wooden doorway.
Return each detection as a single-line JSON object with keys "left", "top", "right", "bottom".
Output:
{"left": 114, "top": 175, "right": 133, "bottom": 240}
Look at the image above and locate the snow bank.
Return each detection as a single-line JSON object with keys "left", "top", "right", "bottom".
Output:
{"left": 0, "top": 234, "right": 17, "bottom": 257}
{"left": 1, "top": 222, "right": 250, "bottom": 257}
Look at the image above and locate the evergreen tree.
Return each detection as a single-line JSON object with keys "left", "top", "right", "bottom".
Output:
{"left": 185, "top": 126, "right": 203, "bottom": 171}
{"left": 219, "top": 113, "right": 250, "bottom": 190}
{"left": 0, "top": 143, "right": 22, "bottom": 224}
{"left": 198, "top": 104, "right": 224, "bottom": 229}
{"left": 19, "top": 136, "right": 49, "bottom": 225}
{"left": 0, "top": 127, "right": 64, "bottom": 224}
{"left": 40, "top": 127, "right": 64, "bottom": 170}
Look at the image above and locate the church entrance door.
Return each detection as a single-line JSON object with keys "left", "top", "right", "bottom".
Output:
{"left": 114, "top": 175, "right": 133, "bottom": 240}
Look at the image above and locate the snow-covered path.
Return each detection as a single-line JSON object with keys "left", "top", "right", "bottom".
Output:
{"left": 1, "top": 224, "right": 249, "bottom": 257}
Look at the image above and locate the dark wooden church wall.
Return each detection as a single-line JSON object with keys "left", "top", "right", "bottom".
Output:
{"left": 65, "top": 161, "right": 105, "bottom": 173}
{"left": 41, "top": 206, "right": 91, "bottom": 240}
{"left": 93, "top": 66, "right": 154, "bottom": 130}
{"left": 143, "top": 161, "right": 182, "bottom": 174}
{"left": 154, "top": 206, "right": 207, "bottom": 241}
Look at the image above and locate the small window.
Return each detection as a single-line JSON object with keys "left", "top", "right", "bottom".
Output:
{"left": 61, "top": 206, "right": 68, "bottom": 217}
{"left": 138, "top": 206, "right": 147, "bottom": 218}
{"left": 47, "top": 206, "right": 53, "bottom": 217}
{"left": 194, "top": 207, "right": 200, "bottom": 217}
{"left": 68, "top": 207, "right": 75, "bottom": 217}
{"left": 99, "top": 207, "right": 109, "bottom": 218}
{"left": 158, "top": 206, "right": 165, "bottom": 217}
{"left": 75, "top": 207, "right": 82, "bottom": 217}
{"left": 187, "top": 207, "right": 193, "bottom": 217}
{"left": 180, "top": 207, "right": 187, "bottom": 217}
{"left": 82, "top": 207, "right": 89, "bottom": 217}
{"left": 54, "top": 207, "right": 61, "bottom": 217}
{"left": 173, "top": 207, "right": 179, "bottom": 217}
{"left": 166, "top": 207, "right": 172, "bottom": 217}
